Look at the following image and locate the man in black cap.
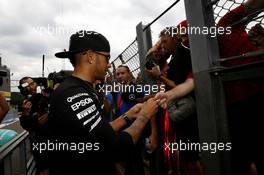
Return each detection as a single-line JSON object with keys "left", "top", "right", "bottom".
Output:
{"left": 47, "top": 30, "right": 162, "bottom": 175}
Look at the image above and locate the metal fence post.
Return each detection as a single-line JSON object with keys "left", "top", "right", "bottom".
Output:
{"left": 136, "top": 22, "right": 152, "bottom": 82}
{"left": 19, "top": 141, "right": 27, "bottom": 175}
{"left": 184, "top": 0, "right": 232, "bottom": 175}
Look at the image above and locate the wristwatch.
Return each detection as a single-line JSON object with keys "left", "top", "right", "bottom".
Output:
{"left": 122, "top": 113, "right": 131, "bottom": 123}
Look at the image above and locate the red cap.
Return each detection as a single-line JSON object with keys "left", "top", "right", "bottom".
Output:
{"left": 177, "top": 20, "right": 188, "bottom": 28}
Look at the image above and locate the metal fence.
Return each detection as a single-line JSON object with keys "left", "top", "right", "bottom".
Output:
{"left": 110, "top": 39, "right": 140, "bottom": 78}
{"left": 184, "top": 0, "right": 264, "bottom": 174}
{"left": 110, "top": 0, "right": 264, "bottom": 80}
{"left": 213, "top": 0, "right": 264, "bottom": 28}
{"left": 212, "top": 0, "right": 264, "bottom": 64}
{"left": 0, "top": 131, "right": 35, "bottom": 175}
{"left": 109, "top": 0, "right": 180, "bottom": 80}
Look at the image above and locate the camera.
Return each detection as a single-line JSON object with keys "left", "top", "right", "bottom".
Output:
{"left": 47, "top": 70, "right": 73, "bottom": 88}
{"left": 28, "top": 93, "right": 49, "bottom": 116}
{"left": 33, "top": 77, "right": 48, "bottom": 88}
{"left": 145, "top": 54, "right": 157, "bottom": 70}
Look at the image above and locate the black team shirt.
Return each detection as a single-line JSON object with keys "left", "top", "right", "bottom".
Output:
{"left": 47, "top": 76, "right": 134, "bottom": 175}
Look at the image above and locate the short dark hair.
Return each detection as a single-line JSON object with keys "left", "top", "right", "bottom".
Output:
{"left": 18, "top": 77, "right": 33, "bottom": 96}
{"left": 69, "top": 53, "right": 83, "bottom": 67}
{"left": 19, "top": 76, "right": 31, "bottom": 85}
{"left": 117, "top": 65, "right": 135, "bottom": 79}
{"left": 117, "top": 65, "right": 131, "bottom": 72}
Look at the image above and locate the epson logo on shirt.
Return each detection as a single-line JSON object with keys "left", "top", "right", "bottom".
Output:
{"left": 71, "top": 98, "right": 93, "bottom": 111}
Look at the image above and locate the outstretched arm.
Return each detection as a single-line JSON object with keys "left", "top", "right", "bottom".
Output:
{"left": 166, "top": 78, "right": 194, "bottom": 103}
{"left": 155, "top": 78, "right": 194, "bottom": 108}
{"left": 124, "top": 98, "right": 158, "bottom": 144}
{"left": 244, "top": 0, "right": 264, "bottom": 15}
{"left": 110, "top": 103, "right": 142, "bottom": 131}
{"left": 0, "top": 93, "right": 10, "bottom": 123}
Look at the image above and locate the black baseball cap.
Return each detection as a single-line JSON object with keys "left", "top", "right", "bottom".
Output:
{"left": 55, "top": 30, "right": 110, "bottom": 58}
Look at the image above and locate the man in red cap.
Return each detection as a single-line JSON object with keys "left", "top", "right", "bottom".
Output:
{"left": 216, "top": 0, "right": 264, "bottom": 174}
{"left": 146, "top": 22, "right": 201, "bottom": 174}
{"left": 155, "top": 0, "right": 264, "bottom": 174}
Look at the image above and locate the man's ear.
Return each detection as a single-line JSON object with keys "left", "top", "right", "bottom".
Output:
{"left": 85, "top": 51, "right": 96, "bottom": 64}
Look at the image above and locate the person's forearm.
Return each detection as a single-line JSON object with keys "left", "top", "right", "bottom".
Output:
{"left": 0, "top": 95, "right": 10, "bottom": 122}
{"left": 244, "top": 0, "right": 264, "bottom": 15}
{"left": 0, "top": 95, "right": 9, "bottom": 112}
{"left": 148, "top": 116, "right": 158, "bottom": 151}
{"left": 166, "top": 78, "right": 194, "bottom": 103}
{"left": 38, "top": 113, "right": 49, "bottom": 126}
{"left": 0, "top": 109, "right": 8, "bottom": 123}
{"left": 110, "top": 114, "right": 128, "bottom": 131}
{"left": 124, "top": 115, "right": 149, "bottom": 144}
{"left": 160, "top": 75, "right": 176, "bottom": 89}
